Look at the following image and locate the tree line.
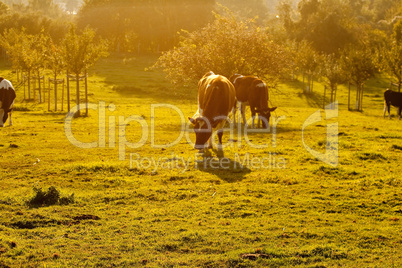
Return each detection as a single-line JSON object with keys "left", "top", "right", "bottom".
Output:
{"left": 0, "top": 0, "right": 401, "bottom": 112}
{"left": 156, "top": 0, "right": 402, "bottom": 111}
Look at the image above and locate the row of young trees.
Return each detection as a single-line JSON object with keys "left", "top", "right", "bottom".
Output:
{"left": 279, "top": 0, "right": 402, "bottom": 110}
{"left": 0, "top": 26, "right": 108, "bottom": 116}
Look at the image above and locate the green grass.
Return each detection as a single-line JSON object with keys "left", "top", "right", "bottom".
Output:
{"left": 1, "top": 54, "right": 402, "bottom": 267}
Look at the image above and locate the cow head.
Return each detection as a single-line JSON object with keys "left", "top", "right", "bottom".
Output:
{"left": 188, "top": 116, "right": 212, "bottom": 150}
{"left": 257, "top": 107, "right": 277, "bottom": 128}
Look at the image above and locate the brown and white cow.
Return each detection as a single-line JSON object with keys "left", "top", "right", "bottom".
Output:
{"left": 189, "top": 72, "right": 236, "bottom": 152}
{"left": 0, "top": 77, "right": 16, "bottom": 127}
{"left": 229, "top": 74, "right": 277, "bottom": 128}
{"left": 384, "top": 88, "right": 402, "bottom": 119}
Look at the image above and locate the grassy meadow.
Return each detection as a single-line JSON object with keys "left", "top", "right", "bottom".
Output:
{"left": 1, "top": 54, "right": 402, "bottom": 267}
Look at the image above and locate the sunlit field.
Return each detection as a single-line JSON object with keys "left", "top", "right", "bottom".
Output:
{"left": 1, "top": 54, "right": 402, "bottom": 267}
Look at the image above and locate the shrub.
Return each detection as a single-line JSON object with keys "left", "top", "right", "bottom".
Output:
{"left": 26, "top": 186, "right": 74, "bottom": 208}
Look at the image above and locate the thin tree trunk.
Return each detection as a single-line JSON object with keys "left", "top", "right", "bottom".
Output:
{"left": 311, "top": 74, "right": 314, "bottom": 93}
{"left": 67, "top": 71, "right": 70, "bottom": 112}
{"left": 48, "top": 78, "right": 51, "bottom": 111}
{"left": 333, "top": 85, "right": 337, "bottom": 106}
{"left": 360, "top": 84, "right": 364, "bottom": 111}
{"left": 76, "top": 73, "right": 80, "bottom": 117}
{"left": 54, "top": 74, "right": 58, "bottom": 111}
{"left": 85, "top": 70, "right": 88, "bottom": 116}
{"left": 28, "top": 70, "right": 31, "bottom": 100}
{"left": 61, "top": 79, "right": 64, "bottom": 111}
{"left": 355, "top": 85, "right": 360, "bottom": 110}
{"left": 38, "top": 71, "right": 42, "bottom": 104}
{"left": 23, "top": 74, "right": 26, "bottom": 100}
{"left": 348, "top": 82, "right": 351, "bottom": 111}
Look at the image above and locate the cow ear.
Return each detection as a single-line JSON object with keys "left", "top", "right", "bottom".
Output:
{"left": 188, "top": 117, "right": 196, "bottom": 125}
{"left": 269, "top": 107, "right": 277, "bottom": 112}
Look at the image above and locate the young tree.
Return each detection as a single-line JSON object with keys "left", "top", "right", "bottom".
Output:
{"left": 321, "top": 54, "right": 346, "bottom": 108}
{"left": 62, "top": 25, "right": 108, "bottom": 116}
{"left": 30, "top": 31, "right": 49, "bottom": 103}
{"left": 341, "top": 46, "right": 377, "bottom": 111}
{"left": 0, "top": 29, "right": 48, "bottom": 101}
{"left": 382, "top": 21, "right": 402, "bottom": 91}
{"left": 294, "top": 40, "right": 319, "bottom": 93}
{"left": 47, "top": 39, "right": 65, "bottom": 110}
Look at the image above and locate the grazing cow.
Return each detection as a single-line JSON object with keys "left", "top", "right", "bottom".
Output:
{"left": 0, "top": 77, "right": 16, "bottom": 127}
{"left": 229, "top": 74, "right": 277, "bottom": 128}
{"left": 384, "top": 88, "right": 402, "bottom": 119}
{"left": 189, "top": 71, "right": 236, "bottom": 152}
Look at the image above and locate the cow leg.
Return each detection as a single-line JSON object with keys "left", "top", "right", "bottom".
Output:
{"left": 383, "top": 101, "right": 387, "bottom": 118}
{"left": 257, "top": 114, "right": 261, "bottom": 128}
{"left": 217, "top": 129, "right": 223, "bottom": 147}
{"left": 251, "top": 110, "right": 256, "bottom": 128}
{"left": 3, "top": 111, "right": 9, "bottom": 126}
{"left": 399, "top": 107, "right": 401, "bottom": 120}
{"left": 232, "top": 106, "right": 236, "bottom": 125}
{"left": 387, "top": 101, "right": 391, "bottom": 119}
{"left": 240, "top": 103, "right": 247, "bottom": 126}
{"left": 217, "top": 129, "right": 224, "bottom": 157}
{"left": 0, "top": 109, "right": 4, "bottom": 127}
{"left": 232, "top": 101, "right": 237, "bottom": 125}
{"left": 207, "top": 136, "right": 213, "bottom": 149}
{"left": 9, "top": 112, "right": 12, "bottom": 126}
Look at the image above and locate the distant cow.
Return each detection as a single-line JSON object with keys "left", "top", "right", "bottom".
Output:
{"left": 229, "top": 74, "right": 277, "bottom": 128}
{"left": 384, "top": 88, "right": 402, "bottom": 119}
{"left": 0, "top": 77, "right": 16, "bottom": 127}
{"left": 189, "top": 71, "right": 236, "bottom": 152}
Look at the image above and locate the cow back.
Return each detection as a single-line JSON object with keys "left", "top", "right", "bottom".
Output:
{"left": 384, "top": 89, "right": 402, "bottom": 107}
{"left": 199, "top": 75, "right": 235, "bottom": 127}
{"left": 233, "top": 76, "right": 258, "bottom": 103}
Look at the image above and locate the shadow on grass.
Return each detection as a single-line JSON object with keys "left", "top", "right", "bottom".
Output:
{"left": 26, "top": 112, "right": 68, "bottom": 117}
{"left": 111, "top": 84, "right": 196, "bottom": 102}
{"left": 297, "top": 91, "right": 325, "bottom": 108}
{"left": 92, "top": 54, "right": 197, "bottom": 102}
{"left": 196, "top": 153, "right": 251, "bottom": 183}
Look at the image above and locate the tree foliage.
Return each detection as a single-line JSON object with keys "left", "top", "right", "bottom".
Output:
{"left": 77, "top": 0, "right": 215, "bottom": 52}
{"left": 0, "top": 8, "right": 71, "bottom": 43}
{"left": 62, "top": 25, "right": 108, "bottom": 115}
{"left": 154, "top": 12, "right": 289, "bottom": 85}
{"left": 0, "top": 29, "right": 50, "bottom": 99}
{"left": 381, "top": 20, "right": 402, "bottom": 91}
{"left": 341, "top": 46, "right": 378, "bottom": 111}
{"left": 321, "top": 54, "right": 346, "bottom": 106}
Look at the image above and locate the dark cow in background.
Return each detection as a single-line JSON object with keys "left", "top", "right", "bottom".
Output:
{"left": 384, "top": 88, "right": 402, "bottom": 119}
{"left": 0, "top": 77, "right": 16, "bottom": 127}
{"left": 229, "top": 74, "right": 277, "bottom": 128}
{"left": 189, "top": 71, "right": 236, "bottom": 152}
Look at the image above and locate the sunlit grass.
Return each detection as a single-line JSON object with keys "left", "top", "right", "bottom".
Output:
{"left": 0, "top": 55, "right": 401, "bottom": 267}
